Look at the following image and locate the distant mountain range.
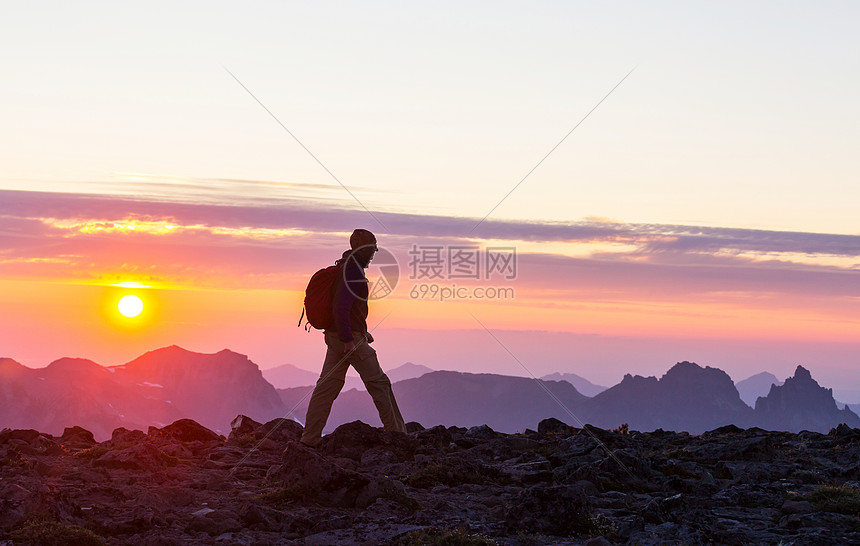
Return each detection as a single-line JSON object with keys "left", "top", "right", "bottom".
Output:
{"left": 2, "top": 347, "right": 857, "bottom": 438}
{"left": 735, "top": 371, "right": 783, "bottom": 407}
{"left": 262, "top": 361, "right": 433, "bottom": 391}
{"left": 260, "top": 362, "right": 320, "bottom": 389}
{"left": 574, "top": 361, "right": 754, "bottom": 433}
{"left": 539, "top": 372, "right": 607, "bottom": 397}
{"left": 278, "top": 371, "right": 589, "bottom": 433}
{"left": 280, "top": 363, "right": 860, "bottom": 435}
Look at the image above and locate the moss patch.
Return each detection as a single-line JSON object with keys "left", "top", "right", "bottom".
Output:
{"left": 11, "top": 520, "right": 105, "bottom": 545}
{"left": 387, "top": 527, "right": 497, "bottom": 545}
{"left": 253, "top": 484, "right": 316, "bottom": 507}
{"left": 803, "top": 485, "right": 860, "bottom": 516}
{"left": 72, "top": 444, "right": 111, "bottom": 460}
{"left": 404, "top": 463, "right": 487, "bottom": 488}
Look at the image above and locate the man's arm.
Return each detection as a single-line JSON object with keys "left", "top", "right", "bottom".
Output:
{"left": 334, "top": 262, "right": 361, "bottom": 344}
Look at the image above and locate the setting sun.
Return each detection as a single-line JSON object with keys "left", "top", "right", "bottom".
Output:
{"left": 118, "top": 294, "right": 144, "bottom": 318}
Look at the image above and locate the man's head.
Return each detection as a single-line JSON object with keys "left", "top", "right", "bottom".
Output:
{"left": 350, "top": 229, "right": 377, "bottom": 250}
{"left": 349, "top": 228, "right": 377, "bottom": 268}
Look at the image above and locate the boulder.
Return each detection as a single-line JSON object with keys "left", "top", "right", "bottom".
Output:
{"left": 266, "top": 440, "right": 380, "bottom": 507}
{"left": 405, "top": 421, "right": 425, "bottom": 433}
{"left": 154, "top": 419, "right": 224, "bottom": 444}
{"left": 538, "top": 417, "right": 573, "bottom": 436}
{"left": 111, "top": 427, "right": 146, "bottom": 444}
{"left": 93, "top": 442, "right": 178, "bottom": 472}
{"left": 255, "top": 418, "right": 304, "bottom": 443}
{"left": 319, "top": 420, "right": 415, "bottom": 462}
{"left": 230, "top": 415, "right": 262, "bottom": 437}
{"left": 61, "top": 426, "right": 96, "bottom": 449}
{"left": 0, "top": 429, "right": 41, "bottom": 444}
{"left": 505, "top": 483, "right": 594, "bottom": 535}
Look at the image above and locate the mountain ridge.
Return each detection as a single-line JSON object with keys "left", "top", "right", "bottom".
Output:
{"left": 736, "top": 371, "right": 783, "bottom": 407}
{"left": 1, "top": 346, "right": 285, "bottom": 439}
{"left": 540, "top": 371, "right": 607, "bottom": 397}
{"left": 2, "top": 347, "right": 857, "bottom": 438}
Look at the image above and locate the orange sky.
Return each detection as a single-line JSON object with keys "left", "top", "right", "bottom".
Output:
{"left": 1, "top": 187, "right": 859, "bottom": 398}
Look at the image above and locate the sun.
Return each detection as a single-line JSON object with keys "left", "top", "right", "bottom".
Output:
{"left": 118, "top": 294, "right": 144, "bottom": 318}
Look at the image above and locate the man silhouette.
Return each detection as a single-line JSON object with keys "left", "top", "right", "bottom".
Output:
{"left": 300, "top": 229, "right": 406, "bottom": 446}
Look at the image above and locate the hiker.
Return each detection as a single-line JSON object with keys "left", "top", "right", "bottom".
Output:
{"left": 300, "top": 229, "right": 406, "bottom": 446}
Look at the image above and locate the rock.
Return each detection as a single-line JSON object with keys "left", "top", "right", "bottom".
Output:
{"left": 160, "top": 442, "right": 193, "bottom": 459}
{"left": 0, "top": 429, "right": 40, "bottom": 444}
{"left": 504, "top": 460, "right": 553, "bottom": 484}
{"left": 703, "top": 424, "right": 745, "bottom": 436}
{"left": 31, "top": 435, "right": 64, "bottom": 455}
{"left": 505, "top": 483, "right": 594, "bottom": 535}
{"left": 684, "top": 435, "right": 774, "bottom": 462}
{"left": 230, "top": 415, "right": 262, "bottom": 436}
{"left": 111, "top": 427, "right": 146, "bottom": 444}
{"left": 319, "top": 420, "right": 415, "bottom": 462}
{"left": 60, "top": 426, "right": 96, "bottom": 449}
{"left": 154, "top": 419, "right": 224, "bottom": 443}
{"left": 228, "top": 416, "right": 303, "bottom": 446}
{"left": 238, "top": 503, "right": 269, "bottom": 526}
{"left": 360, "top": 447, "right": 398, "bottom": 468}
{"left": 266, "top": 440, "right": 373, "bottom": 507}
{"left": 412, "top": 425, "right": 452, "bottom": 449}
{"left": 192, "top": 507, "right": 215, "bottom": 517}
{"left": 4, "top": 418, "right": 860, "bottom": 544}
{"left": 255, "top": 418, "right": 303, "bottom": 443}
{"left": 93, "top": 442, "right": 177, "bottom": 472}
{"left": 781, "top": 499, "right": 813, "bottom": 514}
{"left": 830, "top": 423, "right": 860, "bottom": 440}
{"left": 405, "top": 421, "right": 425, "bottom": 433}
{"left": 465, "top": 424, "right": 496, "bottom": 440}
{"left": 538, "top": 417, "right": 572, "bottom": 436}
{"left": 642, "top": 493, "right": 685, "bottom": 523}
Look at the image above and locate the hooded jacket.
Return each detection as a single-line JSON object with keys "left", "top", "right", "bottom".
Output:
{"left": 329, "top": 249, "right": 369, "bottom": 343}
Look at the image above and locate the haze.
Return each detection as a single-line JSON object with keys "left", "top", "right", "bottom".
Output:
{"left": 1, "top": 2, "right": 858, "bottom": 400}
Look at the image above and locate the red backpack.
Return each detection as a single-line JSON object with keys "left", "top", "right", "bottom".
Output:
{"left": 298, "top": 263, "right": 343, "bottom": 330}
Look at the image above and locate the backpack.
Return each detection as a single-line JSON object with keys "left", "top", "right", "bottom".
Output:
{"left": 298, "top": 262, "right": 343, "bottom": 330}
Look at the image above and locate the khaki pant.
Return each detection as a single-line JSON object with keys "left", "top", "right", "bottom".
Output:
{"left": 300, "top": 330, "right": 406, "bottom": 446}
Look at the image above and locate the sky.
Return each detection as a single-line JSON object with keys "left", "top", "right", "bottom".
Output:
{"left": 2, "top": 2, "right": 859, "bottom": 400}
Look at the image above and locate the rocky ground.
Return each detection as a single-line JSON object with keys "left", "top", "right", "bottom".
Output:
{"left": 2, "top": 416, "right": 860, "bottom": 545}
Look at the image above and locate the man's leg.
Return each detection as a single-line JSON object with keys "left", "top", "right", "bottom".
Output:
{"left": 350, "top": 335, "right": 406, "bottom": 433}
{"left": 301, "top": 332, "right": 351, "bottom": 446}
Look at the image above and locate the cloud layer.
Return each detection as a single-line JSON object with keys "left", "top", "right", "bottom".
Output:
{"left": 2, "top": 187, "right": 858, "bottom": 287}
{"left": 2, "top": 186, "right": 859, "bottom": 374}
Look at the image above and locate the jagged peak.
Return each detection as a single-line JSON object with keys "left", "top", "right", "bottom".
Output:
{"left": 670, "top": 360, "right": 702, "bottom": 371}
{"left": 778, "top": 365, "right": 823, "bottom": 391}
{"left": 619, "top": 373, "right": 658, "bottom": 385}
{"left": 661, "top": 361, "right": 734, "bottom": 384}
{"left": 792, "top": 365, "right": 813, "bottom": 382}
